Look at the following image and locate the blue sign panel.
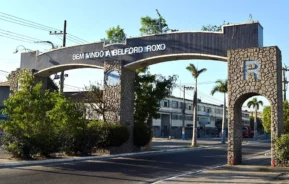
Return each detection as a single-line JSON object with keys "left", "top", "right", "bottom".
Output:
{"left": 105, "top": 70, "right": 121, "bottom": 87}
{"left": 244, "top": 60, "right": 259, "bottom": 80}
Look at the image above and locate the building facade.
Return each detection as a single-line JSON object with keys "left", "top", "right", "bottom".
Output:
{"left": 152, "top": 96, "right": 250, "bottom": 139}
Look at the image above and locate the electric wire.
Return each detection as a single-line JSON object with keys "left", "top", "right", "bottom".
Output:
{"left": 0, "top": 28, "right": 42, "bottom": 41}
{"left": 0, "top": 12, "right": 88, "bottom": 44}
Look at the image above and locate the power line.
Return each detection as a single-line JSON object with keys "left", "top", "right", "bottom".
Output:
{"left": 0, "top": 11, "right": 88, "bottom": 43}
{"left": 0, "top": 33, "right": 34, "bottom": 43}
{"left": 0, "top": 29, "right": 42, "bottom": 43}
{"left": 67, "top": 34, "right": 88, "bottom": 43}
{"left": 0, "top": 12, "right": 60, "bottom": 31}
{"left": 64, "top": 84, "right": 83, "bottom": 89}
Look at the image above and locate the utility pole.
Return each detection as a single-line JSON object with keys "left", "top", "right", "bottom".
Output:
{"left": 282, "top": 66, "right": 289, "bottom": 101}
{"left": 182, "top": 86, "right": 185, "bottom": 140}
{"left": 49, "top": 20, "right": 67, "bottom": 93}
{"left": 182, "top": 85, "right": 194, "bottom": 140}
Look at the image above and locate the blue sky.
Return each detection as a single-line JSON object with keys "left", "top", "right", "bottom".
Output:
{"left": 1, "top": 0, "right": 289, "bottom": 111}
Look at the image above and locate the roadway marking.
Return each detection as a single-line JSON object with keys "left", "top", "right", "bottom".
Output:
{"left": 151, "top": 150, "right": 270, "bottom": 184}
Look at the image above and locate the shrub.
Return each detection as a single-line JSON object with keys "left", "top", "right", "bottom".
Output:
{"left": 88, "top": 121, "right": 130, "bottom": 148}
{"left": 133, "top": 121, "right": 152, "bottom": 147}
{"left": 1, "top": 71, "right": 84, "bottom": 158}
{"left": 275, "top": 134, "right": 289, "bottom": 162}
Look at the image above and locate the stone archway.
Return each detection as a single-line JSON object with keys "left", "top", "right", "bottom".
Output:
{"left": 227, "top": 46, "right": 283, "bottom": 166}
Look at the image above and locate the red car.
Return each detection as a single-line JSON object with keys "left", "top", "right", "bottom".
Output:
{"left": 242, "top": 126, "right": 253, "bottom": 138}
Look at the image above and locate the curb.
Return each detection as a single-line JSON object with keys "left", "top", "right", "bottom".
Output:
{"left": 0, "top": 139, "right": 269, "bottom": 168}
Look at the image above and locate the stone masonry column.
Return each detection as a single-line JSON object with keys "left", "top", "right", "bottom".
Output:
{"left": 8, "top": 69, "right": 47, "bottom": 95}
{"left": 103, "top": 61, "right": 135, "bottom": 153}
{"left": 227, "top": 47, "right": 283, "bottom": 166}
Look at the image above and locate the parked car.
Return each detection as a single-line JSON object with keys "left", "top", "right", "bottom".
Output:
{"left": 242, "top": 126, "right": 253, "bottom": 138}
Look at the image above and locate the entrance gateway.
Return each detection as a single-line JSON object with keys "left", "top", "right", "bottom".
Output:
{"left": 17, "top": 21, "right": 283, "bottom": 165}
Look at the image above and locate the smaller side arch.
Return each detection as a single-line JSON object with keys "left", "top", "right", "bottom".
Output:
{"left": 227, "top": 46, "right": 283, "bottom": 166}
{"left": 228, "top": 92, "right": 272, "bottom": 165}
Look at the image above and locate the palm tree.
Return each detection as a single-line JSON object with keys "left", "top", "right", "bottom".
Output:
{"left": 186, "top": 64, "right": 207, "bottom": 147}
{"left": 211, "top": 79, "right": 228, "bottom": 144}
{"left": 247, "top": 98, "right": 263, "bottom": 140}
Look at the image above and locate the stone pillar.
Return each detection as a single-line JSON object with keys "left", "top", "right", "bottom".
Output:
{"left": 103, "top": 61, "right": 135, "bottom": 153}
{"left": 8, "top": 69, "right": 47, "bottom": 95}
{"left": 227, "top": 47, "right": 283, "bottom": 166}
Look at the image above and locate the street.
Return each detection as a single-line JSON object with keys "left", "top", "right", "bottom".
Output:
{"left": 0, "top": 141, "right": 270, "bottom": 184}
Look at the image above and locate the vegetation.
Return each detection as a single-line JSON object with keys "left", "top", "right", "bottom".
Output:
{"left": 247, "top": 98, "right": 263, "bottom": 139}
{"left": 275, "top": 134, "right": 289, "bottom": 163}
{"left": 134, "top": 67, "right": 177, "bottom": 149}
{"left": 133, "top": 121, "right": 152, "bottom": 147}
{"left": 201, "top": 21, "right": 231, "bottom": 32}
{"left": 104, "top": 25, "right": 126, "bottom": 44}
{"left": 249, "top": 116, "right": 263, "bottom": 134}
{"left": 262, "top": 106, "right": 271, "bottom": 133}
{"left": 262, "top": 101, "right": 289, "bottom": 134}
{"left": 186, "top": 64, "right": 207, "bottom": 147}
{"left": 83, "top": 83, "right": 118, "bottom": 122}
{"left": 211, "top": 79, "right": 228, "bottom": 144}
{"left": 0, "top": 71, "right": 129, "bottom": 158}
{"left": 139, "top": 9, "right": 169, "bottom": 35}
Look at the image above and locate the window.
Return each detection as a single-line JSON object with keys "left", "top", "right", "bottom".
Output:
{"left": 172, "top": 114, "right": 178, "bottom": 120}
{"left": 161, "top": 100, "right": 169, "bottom": 107}
{"left": 172, "top": 101, "right": 178, "bottom": 108}
{"left": 188, "top": 105, "right": 192, "bottom": 110}
{"left": 186, "top": 115, "right": 193, "bottom": 121}
{"left": 164, "top": 101, "right": 168, "bottom": 107}
{"left": 198, "top": 106, "right": 205, "bottom": 112}
{"left": 215, "top": 108, "right": 223, "bottom": 114}
{"left": 180, "top": 102, "right": 186, "bottom": 110}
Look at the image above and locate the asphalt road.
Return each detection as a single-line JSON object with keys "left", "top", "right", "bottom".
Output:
{"left": 0, "top": 141, "right": 270, "bottom": 184}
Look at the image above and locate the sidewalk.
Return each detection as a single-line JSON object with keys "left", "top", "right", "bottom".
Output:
{"left": 155, "top": 153, "right": 289, "bottom": 184}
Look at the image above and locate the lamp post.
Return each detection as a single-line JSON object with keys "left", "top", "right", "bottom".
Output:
{"left": 13, "top": 45, "right": 31, "bottom": 54}
{"left": 34, "top": 41, "right": 56, "bottom": 49}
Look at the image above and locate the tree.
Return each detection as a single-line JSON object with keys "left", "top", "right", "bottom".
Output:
{"left": 104, "top": 25, "right": 126, "bottom": 44}
{"left": 262, "top": 106, "right": 271, "bottom": 133}
{"left": 201, "top": 21, "right": 230, "bottom": 32}
{"left": 134, "top": 67, "right": 177, "bottom": 149}
{"left": 247, "top": 98, "right": 263, "bottom": 139}
{"left": 211, "top": 79, "right": 228, "bottom": 144}
{"left": 283, "top": 100, "right": 289, "bottom": 134}
{"left": 186, "top": 64, "right": 207, "bottom": 146}
{"left": 83, "top": 83, "right": 118, "bottom": 122}
{"left": 262, "top": 101, "right": 289, "bottom": 134}
{"left": 139, "top": 9, "right": 169, "bottom": 35}
{"left": 1, "top": 71, "right": 83, "bottom": 157}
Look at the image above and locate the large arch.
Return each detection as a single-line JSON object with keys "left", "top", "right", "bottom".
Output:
{"left": 17, "top": 21, "right": 268, "bottom": 153}
{"left": 20, "top": 22, "right": 262, "bottom": 73}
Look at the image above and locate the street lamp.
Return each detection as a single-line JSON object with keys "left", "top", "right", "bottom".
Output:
{"left": 13, "top": 45, "right": 31, "bottom": 54}
{"left": 34, "top": 41, "right": 56, "bottom": 49}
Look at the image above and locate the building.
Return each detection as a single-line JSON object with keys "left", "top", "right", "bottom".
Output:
{"left": 152, "top": 96, "right": 250, "bottom": 139}
{"left": 0, "top": 81, "right": 10, "bottom": 107}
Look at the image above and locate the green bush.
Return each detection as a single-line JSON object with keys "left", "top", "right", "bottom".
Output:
{"left": 1, "top": 71, "right": 85, "bottom": 158}
{"left": 275, "top": 134, "right": 289, "bottom": 162}
{"left": 0, "top": 133, "right": 37, "bottom": 158}
{"left": 88, "top": 121, "right": 130, "bottom": 148}
{"left": 133, "top": 122, "right": 152, "bottom": 147}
